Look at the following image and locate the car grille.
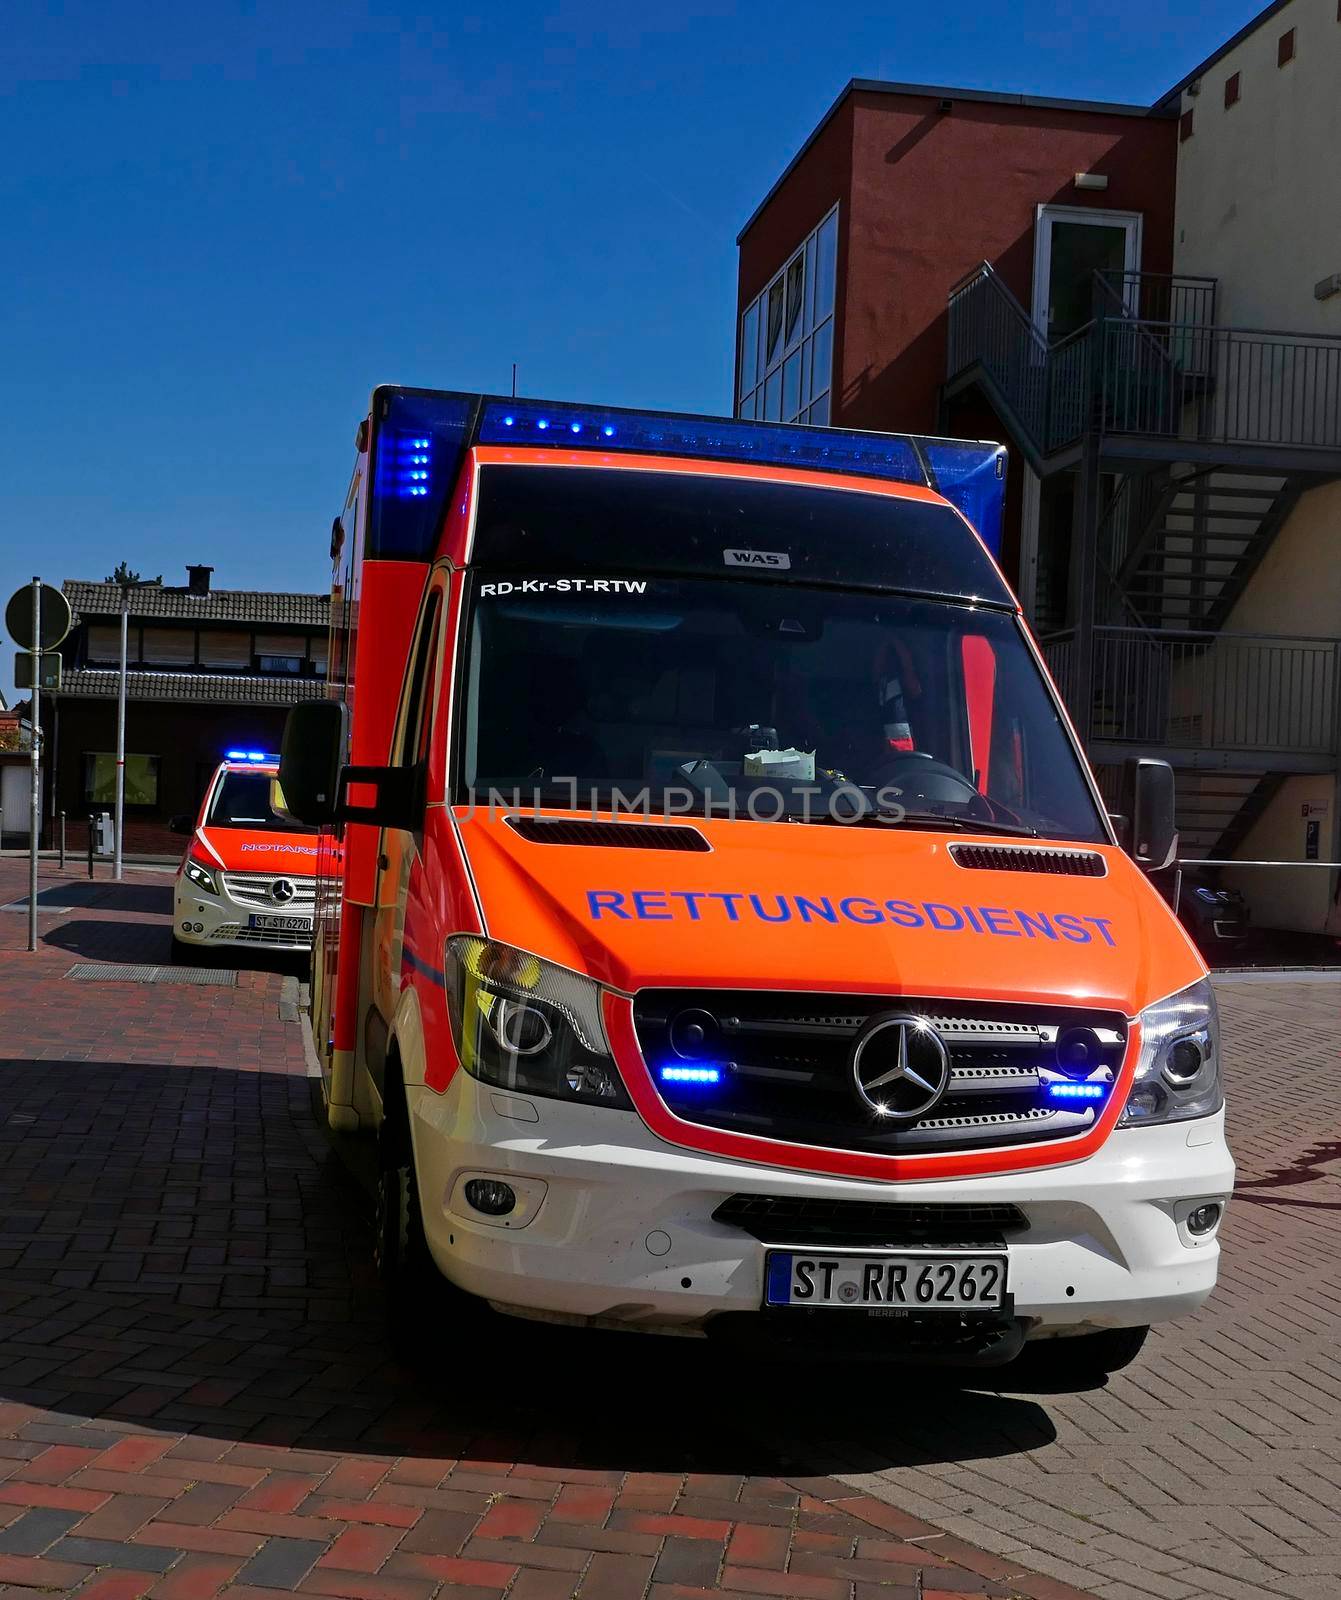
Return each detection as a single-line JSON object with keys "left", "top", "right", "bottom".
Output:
{"left": 220, "top": 870, "right": 316, "bottom": 910}
{"left": 631, "top": 989, "right": 1127, "bottom": 1156}
{"left": 713, "top": 1194, "right": 1029, "bottom": 1248}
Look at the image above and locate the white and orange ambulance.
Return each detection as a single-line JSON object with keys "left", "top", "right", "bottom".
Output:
{"left": 171, "top": 752, "right": 318, "bottom": 956}
{"left": 278, "top": 389, "right": 1234, "bottom": 1380}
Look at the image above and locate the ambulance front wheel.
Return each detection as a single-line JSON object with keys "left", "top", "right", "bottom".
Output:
{"left": 374, "top": 1110, "right": 434, "bottom": 1303}
{"left": 1011, "top": 1324, "right": 1150, "bottom": 1386}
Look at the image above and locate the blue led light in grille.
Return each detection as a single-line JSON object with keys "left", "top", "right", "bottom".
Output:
{"left": 1046, "top": 1082, "right": 1107, "bottom": 1101}
{"left": 659, "top": 1064, "right": 723, "bottom": 1085}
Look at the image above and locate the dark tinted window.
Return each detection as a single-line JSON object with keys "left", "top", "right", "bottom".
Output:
{"left": 471, "top": 465, "right": 1011, "bottom": 605}
{"left": 459, "top": 578, "right": 1105, "bottom": 843}
{"left": 208, "top": 772, "right": 313, "bottom": 831}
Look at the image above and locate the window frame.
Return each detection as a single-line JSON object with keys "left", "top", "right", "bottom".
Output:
{"left": 736, "top": 204, "right": 839, "bottom": 425}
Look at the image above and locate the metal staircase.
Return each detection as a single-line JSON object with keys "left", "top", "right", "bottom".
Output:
{"left": 945, "top": 261, "right": 1341, "bottom": 866}
{"left": 1115, "top": 468, "right": 1300, "bottom": 630}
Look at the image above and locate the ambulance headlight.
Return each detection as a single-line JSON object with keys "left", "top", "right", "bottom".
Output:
{"left": 184, "top": 859, "right": 218, "bottom": 895}
{"left": 1118, "top": 978, "right": 1223, "bottom": 1126}
{"left": 444, "top": 937, "right": 631, "bottom": 1109}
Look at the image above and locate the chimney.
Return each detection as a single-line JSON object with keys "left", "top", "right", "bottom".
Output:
{"left": 186, "top": 564, "right": 214, "bottom": 596}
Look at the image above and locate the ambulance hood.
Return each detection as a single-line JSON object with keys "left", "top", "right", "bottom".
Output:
{"left": 194, "top": 827, "right": 320, "bottom": 875}
{"left": 453, "top": 811, "right": 1203, "bottom": 1015}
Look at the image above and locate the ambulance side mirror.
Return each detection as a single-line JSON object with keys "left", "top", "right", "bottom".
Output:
{"left": 335, "top": 764, "right": 423, "bottom": 832}
{"left": 279, "top": 700, "right": 349, "bottom": 826}
{"left": 1120, "top": 757, "right": 1178, "bottom": 872}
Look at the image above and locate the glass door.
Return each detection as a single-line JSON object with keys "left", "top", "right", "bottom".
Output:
{"left": 1032, "top": 206, "right": 1142, "bottom": 342}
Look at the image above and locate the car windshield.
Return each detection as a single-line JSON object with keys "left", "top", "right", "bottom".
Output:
{"left": 208, "top": 771, "right": 313, "bottom": 832}
{"left": 457, "top": 576, "right": 1107, "bottom": 844}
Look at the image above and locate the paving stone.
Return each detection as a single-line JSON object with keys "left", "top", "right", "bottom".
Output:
{"left": 4, "top": 861, "right": 1341, "bottom": 1600}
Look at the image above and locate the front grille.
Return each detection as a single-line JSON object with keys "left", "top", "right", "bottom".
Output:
{"left": 632, "top": 989, "right": 1126, "bottom": 1156}
{"left": 713, "top": 1194, "right": 1029, "bottom": 1248}
{"left": 220, "top": 871, "right": 317, "bottom": 910}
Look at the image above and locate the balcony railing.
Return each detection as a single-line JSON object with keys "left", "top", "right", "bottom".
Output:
{"left": 1042, "top": 627, "right": 1340, "bottom": 756}
{"left": 1100, "top": 320, "right": 1341, "bottom": 449}
{"left": 1096, "top": 270, "right": 1217, "bottom": 331}
{"left": 947, "top": 262, "right": 1341, "bottom": 459}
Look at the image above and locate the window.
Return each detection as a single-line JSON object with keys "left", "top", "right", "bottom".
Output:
{"left": 1278, "top": 27, "right": 1295, "bottom": 64}
{"left": 83, "top": 753, "right": 160, "bottom": 807}
{"left": 309, "top": 635, "right": 329, "bottom": 678}
{"left": 400, "top": 591, "right": 443, "bottom": 770}
{"left": 459, "top": 581, "right": 1106, "bottom": 842}
{"left": 254, "top": 632, "right": 305, "bottom": 674}
{"left": 208, "top": 771, "right": 313, "bottom": 831}
{"left": 1179, "top": 108, "right": 1195, "bottom": 142}
{"left": 86, "top": 624, "right": 125, "bottom": 664}
{"left": 141, "top": 628, "right": 194, "bottom": 666}
{"left": 198, "top": 631, "right": 251, "bottom": 669}
{"left": 737, "top": 206, "right": 838, "bottom": 425}
{"left": 1224, "top": 71, "right": 1240, "bottom": 107}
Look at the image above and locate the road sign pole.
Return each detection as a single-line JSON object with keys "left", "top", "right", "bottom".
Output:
{"left": 28, "top": 578, "right": 40, "bottom": 953}
{"left": 114, "top": 596, "right": 128, "bottom": 882}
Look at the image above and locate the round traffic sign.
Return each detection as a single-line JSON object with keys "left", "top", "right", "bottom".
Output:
{"left": 5, "top": 584, "right": 72, "bottom": 652}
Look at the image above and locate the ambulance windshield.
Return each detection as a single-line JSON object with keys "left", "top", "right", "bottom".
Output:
{"left": 458, "top": 577, "right": 1107, "bottom": 845}
{"left": 209, "top": 771, "right": 314, "bottom": 832}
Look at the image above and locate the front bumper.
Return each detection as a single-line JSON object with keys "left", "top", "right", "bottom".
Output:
{"left": 172, "top": 879, "right": 313, "bottom": 953}
{"left": 408, "top": 1072, "right": 1234, "bottom": 1338}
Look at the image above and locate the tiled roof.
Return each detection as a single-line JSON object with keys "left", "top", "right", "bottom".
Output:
{"left": 54, "top": 669, "right": 330, "bottom": 707}
{"left": 62, "top": 581, "right": 329, "bottom": 628}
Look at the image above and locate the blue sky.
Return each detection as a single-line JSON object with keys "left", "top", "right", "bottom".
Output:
{"left": 2, "top": 0, "right": 1261, "bottom": 691}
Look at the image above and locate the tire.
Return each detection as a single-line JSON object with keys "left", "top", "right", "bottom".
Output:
{"left": 373, "top": 1110, "right": 434, "bottom": 1303}
{"left": 1020, "top": 1325, "right": 1150, "bottom": 1386}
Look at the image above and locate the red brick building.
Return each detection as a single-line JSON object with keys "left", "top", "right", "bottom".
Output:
{"left": 735, "top": 78, "right": 1178, "bottom": 608}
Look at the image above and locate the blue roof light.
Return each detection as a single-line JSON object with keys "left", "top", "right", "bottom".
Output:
{"left": 570, "top": 422, "right": 582, "bottom": 433}
{"left": 225, "top": 749, "right": 279, "bottom": 764}
{"left": 478, "top": 400, "right": 927, "bottom": 490}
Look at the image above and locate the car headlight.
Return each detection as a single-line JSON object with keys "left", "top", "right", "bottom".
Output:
{"left": 184, "top": 859, "right": 218, "bottom": 895}
{"left": 1118, "top": 977, "right": 1223, "bottom": 1126}
{"left": 444, "top": 937, "right": 632, "bottom": 1109}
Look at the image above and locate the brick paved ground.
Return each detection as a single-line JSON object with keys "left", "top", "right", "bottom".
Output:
{"left": 0, "top": 859, "right": 1088, "bottom": 1600}
{"left": 1, "top": 859, "right": 1338, "bottom": 1600}
{"left": 837, "top": 976, "right": 1341, "bottom": 1600}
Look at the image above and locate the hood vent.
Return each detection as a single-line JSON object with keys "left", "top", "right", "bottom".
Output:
{"left": 504, "top": 816, "right": 711, "bottom": 852}
{"left": 949, "top": 843, "right": 1107, "bottom": 877}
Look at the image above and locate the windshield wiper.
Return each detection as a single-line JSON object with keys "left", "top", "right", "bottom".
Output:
{"left": 875, "top": 810, "right": 1039, "bottom": 838}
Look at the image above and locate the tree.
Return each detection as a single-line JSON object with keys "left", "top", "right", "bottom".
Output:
{"left": 105, "top": 562, "right": 162, "bottom": 586}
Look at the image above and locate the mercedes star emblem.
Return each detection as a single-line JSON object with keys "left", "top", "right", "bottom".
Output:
{"left": 850, "top": 1014, "right": 951, "bottom": 1120}
{"left": 271, "top": 878, "right": 296, "bottom": 906}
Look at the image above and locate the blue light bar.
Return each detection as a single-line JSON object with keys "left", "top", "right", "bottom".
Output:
{"left": 368, "top": 390, "right": 478, "bottom": 560}
{"left": 478, "top": 399, "right": 928, "bottom": 489}
{"left": 659, "top": 1064, "right": 723, "bottom": 1085}
{"left": 922, "top": 439, "right": 1008, "bottom": 557}
{"left": 1046, "top": 1082, "right": 1107, "bottom": 1101}
{"left": 225, "top": 749, "right": 279, "bottom": 764}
